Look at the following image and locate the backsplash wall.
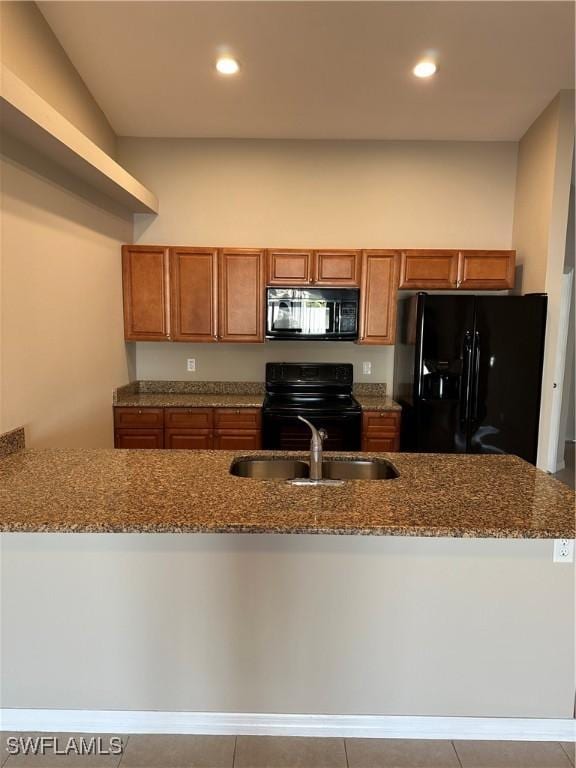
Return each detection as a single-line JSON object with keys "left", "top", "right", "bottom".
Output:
{"left": 134, "top": 342, "right": 394, "bottom": 384}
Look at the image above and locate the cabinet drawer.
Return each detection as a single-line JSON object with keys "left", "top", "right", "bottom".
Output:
{"left": 114, "top": 429, "right": 164, "bottom": 449}
{"left": 114, "top": 407, "right": 164, "bottom": 429}
{"left": 362, "top": 411, "right": 401, "bottom": 435}
{"left": 213, "top": 432, "right": 261, "bottom": 450}
{"left": 214, "top": 408, "right": 261, "bottom": 430}
{"left": 165, "top": 429, "right": 213, "bottom": 450}
{"left": 362, "top": 436, "right": 399, "bottom": 453}
{"left": 165, "top": 408, "right": 213, "bottom": 429}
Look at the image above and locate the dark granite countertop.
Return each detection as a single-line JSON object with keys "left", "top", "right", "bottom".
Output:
{"left": 0, "top": 449, "right": 573, "bottom": 538}
{"left": 114, "top": 393, "right": 265, "bottom": 408}
{"left": 112, "top": 381, "right": 401, "bottom": 411}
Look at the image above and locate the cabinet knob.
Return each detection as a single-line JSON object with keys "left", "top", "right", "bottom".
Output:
{"left": 138, "top": 410, "right": 143, "bottom": 414}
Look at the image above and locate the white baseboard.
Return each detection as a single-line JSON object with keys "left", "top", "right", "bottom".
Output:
{"left": 1, "top": 710, "right": 575, "bottom": 742}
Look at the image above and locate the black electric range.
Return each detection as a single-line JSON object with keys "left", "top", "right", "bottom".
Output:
{"left": 262, "top": 363, "right": 362, "bottom": 451}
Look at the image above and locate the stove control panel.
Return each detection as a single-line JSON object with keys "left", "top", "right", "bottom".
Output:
{"left": 265, "top": 362, "right": 354, "bottom": 387}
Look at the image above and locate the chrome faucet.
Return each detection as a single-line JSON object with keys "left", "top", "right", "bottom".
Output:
{"left": 298, "top": 416, "right": 327, "bottom": 480}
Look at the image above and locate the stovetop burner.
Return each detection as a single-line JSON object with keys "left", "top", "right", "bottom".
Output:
{"left": 263, "top": 362, "right": 361, "bottom": 414}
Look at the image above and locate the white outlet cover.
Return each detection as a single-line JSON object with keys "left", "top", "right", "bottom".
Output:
{"left": 553, "top": 539, "right": 574, "bottom": 563}
{"left": 363, "top": 362, "right": 372, "bottom": 375}
{"left": 186, "top": 359, "right": 196, "bottom": 372}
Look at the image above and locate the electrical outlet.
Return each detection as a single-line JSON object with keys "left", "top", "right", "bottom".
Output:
{"left": 186, "top": 358, "right": 196, "bottom": 372}
{"left": 362, "top": 362, "right": 372, "bottom": 375}
{"left": 553, "top": 539, "right": 574, "bottom": 563}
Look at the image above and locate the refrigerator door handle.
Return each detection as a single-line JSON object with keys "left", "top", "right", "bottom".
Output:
{"left": 471, "top": 331, "right": 481, "bottom": 422}
{"left": 460, "top": 331, "right": 473, "bottom": 425}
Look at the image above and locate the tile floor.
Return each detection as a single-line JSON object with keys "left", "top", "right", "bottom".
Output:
{"left": 1, "top": 734, "right": 574, "bottom": 768}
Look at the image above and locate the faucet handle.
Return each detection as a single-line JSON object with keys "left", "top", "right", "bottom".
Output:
{"left": 318, "top": 428, "right": 328, "bottom": 442}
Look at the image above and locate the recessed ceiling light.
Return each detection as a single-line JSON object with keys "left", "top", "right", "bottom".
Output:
{"left": 413, "top": 61, "right": 437, "bottom": 78}
{"left": 216, "top": 57, "right": 239, "bottom": 76}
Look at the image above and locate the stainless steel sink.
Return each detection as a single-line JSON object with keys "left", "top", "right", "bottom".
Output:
{"left": 230, "top": 456, "right": 308, "bottom": 480}
{"left": 322, "top": 457, "right": 399, "bottom": 481}
{"left": 230, "top": 455, "right": 399, "bottom": 482}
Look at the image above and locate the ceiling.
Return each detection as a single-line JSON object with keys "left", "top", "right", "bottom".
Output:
{"left": 38, "top": 1, "right": 575, "bottom": 141}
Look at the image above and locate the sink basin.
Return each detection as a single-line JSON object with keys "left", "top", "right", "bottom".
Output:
{"left": 230, "top": 456, "right": 308, "bottom": 480}
{"left": 322, "top": 457, "right": 399, "bottom": 481}
{"left": 229, "top": 456, "right": 399, "bottom": 482}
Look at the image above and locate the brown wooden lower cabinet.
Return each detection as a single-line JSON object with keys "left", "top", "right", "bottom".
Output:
{"left": 114, "top": 406, "right": 400, "bottom": 452}
{"left": 361, "top": 411, "right": 401, "bottom": 452}
{"left": 114, "top": 406, "right": 262, "bottom": 450}
{"left": 165, "top": 430, "right": 213, "bottom": 450}
{"left": 213, "top": 432, "right": 261, "bottom": 450}
{"left": 114, "top": 429, "right": 164, "bottom": 449}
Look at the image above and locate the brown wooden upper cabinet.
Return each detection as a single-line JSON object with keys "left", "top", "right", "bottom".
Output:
{"left": 170, "top": 247, "right": 218, "bottom": 342}
{"left": 314, "top": 250, "right": 361, "bottom": 286}
{"left": 219, "top": 249, "right": 266, "bottom": 343}
{"left": 358, "top": 250, "right": 399, "bottom": 345}
{"left": 399, "top": 250, "right": 460, "bottom": 290}
{"left": 398, "top": 249, "right": 515, "bottom": 290}
{"left": 458, "top": 250, "right": 515, "bottom": 290}
{"left": 267, "top": 249, "right": 314, "bottom": 285}
{"left": 123, "top": 246, "right": 265, "bottom": 343}
{"left": 122, "top": 245, "right": 170, "bottom": 341}
{"left": 267, "top": 249, "right": 361, "bottom": 287}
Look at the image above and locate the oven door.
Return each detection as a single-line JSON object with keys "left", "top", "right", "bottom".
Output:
{"left": 262, "top": 411, "right": 361, "bottom": 451}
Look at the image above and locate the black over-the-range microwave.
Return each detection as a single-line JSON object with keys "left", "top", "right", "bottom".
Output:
{"left": 266, "top": 287, "right": 359, "bottom": 341}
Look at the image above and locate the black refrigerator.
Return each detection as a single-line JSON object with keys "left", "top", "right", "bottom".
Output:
{"left": 393, "top": 293, "right": 547, "bottom": 464}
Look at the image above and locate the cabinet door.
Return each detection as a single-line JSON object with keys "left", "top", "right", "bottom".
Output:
{"left": 114, "top": 429, "right": 164, "bottom": 449}
{"left": 458, "top": 250, "right": 515, "bottom": 290}
{"left": 399, "top": 250, "right": 459, "bottom": 289}
{"left": 213, "top": 432, "right": 261, "bottom": 450}
{"left": 165, "top": 430, "right": 213, "bottom": 450}
{"left": 122, "top": 246, "right": 170, "bottom": 340}
{"left": 359, "top": 250, "right": 399, "bottom": 345}
{"left": 219, "top": 249, "right": 265, "bottom": 342}
{"left": 362, "top": 436, "right": 399, "bottom": 452}
{"left": 267, "top": 250, "right": 313, "bottom": 285}
{"left": 170, "top": 248, "right": 218, "bottom": 341}
{"left": 314, "top": 250, "right": 361, "bottom": 286}
{"left": 361, "top": 411, "right": 401, "bottom": 452}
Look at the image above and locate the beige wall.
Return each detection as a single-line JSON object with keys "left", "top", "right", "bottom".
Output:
{"left": 0, "top": 136, "right": 134, "bottom": 448}
{"left": 118, "top": 138, "right": 518, "bottom": 384}
{"left": 0, "top": 1, "right": 116, "bottom": 156}
{"left": 2, "top": 533, "right": 573, "bottom": 718}
{"left": 512, "top": 91, "right": 575, "bottom": 470}
{"left": 135, "top": 341, "right": 394, "bottom": 385}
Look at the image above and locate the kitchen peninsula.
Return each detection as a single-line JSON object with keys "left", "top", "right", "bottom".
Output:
{"left": 1, "top": 429, "right": 574, "bottom": 724}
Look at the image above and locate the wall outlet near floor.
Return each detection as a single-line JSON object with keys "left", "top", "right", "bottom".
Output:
{"left": 553, "top": 539, "right": 574, "bottom": 563}
{"left": 362, "top": 362, "right": 372, "bottom": 375}
{"left": 186, "top": 358, "right": 196, "bottom": 372}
